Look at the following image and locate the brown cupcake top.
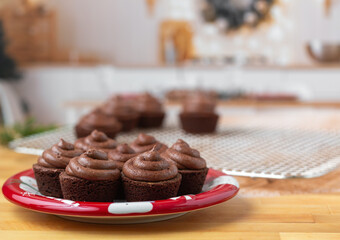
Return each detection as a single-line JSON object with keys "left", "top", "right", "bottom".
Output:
{"left": 75, "top": 130, "right": 117, "bottom": 152}
{"left": 100, "top": 96, "right": 139, "bottom": 117}
{"left": 123, "top": 147, "right": 178, "bottom": 182}
{"left": 182, "top": 93, "right": 216, "bottom": 114}
{"left": 135, "top": 93, "right": 163, "bottom": 113}
{"left": 162, "top": 139, "right": 206, "bottom": 170}
{"left": 37, "top": 139, "right": 83, "bottom": 169}
{"left": 79, "top": 109, "right": 122, "bottom": 131}
{"left": 130, "top": 133, "right": 167, "bottom": 153}
{"left": 66, "top": 149, "right": 120, "bottom": 181}
{"left": 108, "top": 144, "right": 138, "bottom": 170}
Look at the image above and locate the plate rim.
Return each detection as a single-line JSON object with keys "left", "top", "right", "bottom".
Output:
{"left": 2, "top": 168, "right": 239, "bottom": 218}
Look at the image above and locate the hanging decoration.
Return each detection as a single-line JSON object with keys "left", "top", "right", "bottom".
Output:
{"left": 201, "top": 0, "right": 276, "bottom": 33}
{"left": 324, "top": 0, "right": 332, "bottom": 16}
{"left": 145, "top": 0, "right": 156, "bottom": 16}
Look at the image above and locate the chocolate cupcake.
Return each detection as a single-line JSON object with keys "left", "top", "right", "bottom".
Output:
{"left": 101, "top": 96, "right": 139, "bottom": 132}
{"left": 108, "top": 144, "right": 138, "bottom": 199}
{"left": 33, "top": 139, "right": 83, "bottom": 198}
{"left": 122, "top": 147, "right": 181, "bottom": 201}
{"left": 162, "top": 139, "right": 208, "bottom": 195}
{"left": 179, "top": 93, "right": 219, "bottom": 134}
{"left": 130, "top": 133, "right": 167, "bottom": 153}
{"left": 75, "top": 130, "right": 117, "bottom": 153}
{"left": 60, "top": 149, "right": 121, "bottom": 202}
{"left": 75, "top": 108, "right": 122, "bottom": 138}
{"left": 108, "top": 144, "right": 138, "bottom": 171}
{"left": 136, "top": 93, "right": 165, "bottom": 128}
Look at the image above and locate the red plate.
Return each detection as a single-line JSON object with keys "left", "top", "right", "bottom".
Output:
{"left": 2, "top": 168, "right": 239, "bottom": 224}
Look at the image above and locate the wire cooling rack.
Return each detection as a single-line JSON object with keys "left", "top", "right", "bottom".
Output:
{"left": 9, "top": 124, "right": 340, "bottom": 179}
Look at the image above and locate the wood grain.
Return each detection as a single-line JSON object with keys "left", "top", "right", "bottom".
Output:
{"left": 1, "top": 147, "right": 340, "bottom": 239}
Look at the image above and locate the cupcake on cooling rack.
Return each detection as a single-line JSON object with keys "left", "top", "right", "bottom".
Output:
{"left": 162, "top": 139, "right": 208, "bottom": 195}
{"left": 60, "top": 149, "right": 121, "bottom": 202}
{"left": 135, "top": 93, "right": 165, "bottom": 128}
{"left": 100, "top": 96, "right": 140, "bottom": 132}
{"left": 130, "top": 133, "right": 168, "bottom": 153}
{"left": 75, "top": 130, "right": 117, "bottom": 153}
{"left": 122, "top": 147, "right": 181, "bottom": 201}
{"left": 75, "top": 108, "right": 122, "bottom": 138}
{"left": 108, "top": 143, "right": 138, "bottom": 171}
{"left": 179, "top": 93, "right": 219, "bottom": 134}
{"left": 33, "top": 139, "right": 83, "bottom": 198}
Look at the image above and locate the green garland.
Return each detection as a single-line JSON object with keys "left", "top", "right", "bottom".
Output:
{"left": 0, "top": 117, "right": 57, "bottom": 145}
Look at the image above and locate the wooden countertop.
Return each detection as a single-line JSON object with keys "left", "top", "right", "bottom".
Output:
{"left": 1, "top": 147, "right": 340, "bottom": 239}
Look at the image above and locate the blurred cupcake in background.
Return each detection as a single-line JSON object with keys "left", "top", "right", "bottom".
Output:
{"left": 100, "top": 95, "right": 140, "bottom": 132}
{"left": 135, "top": 93, "right": 165, "bottom": 128}
{"left": 179, "top": 92, "right": 219, "bottom": 134}
{"left": 75, "top": 108, "right": 122, "bottom": 138}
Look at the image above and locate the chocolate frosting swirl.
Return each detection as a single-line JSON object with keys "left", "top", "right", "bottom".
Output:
{"left": 162, "top": 139, "right": 206, "bottom": 170}
{"left": 101, "top": 96, "right": 138, "bottom": 117}
{"left": 183, "top": 94, "right": 216, "bottom": 114}
{"left": 108, "top": 144, "right": 138, "bottom": 170}
{"left": 75, "top": 130, "right": 117, "bottom": 152}
{"left": 130, "top": 133, "right": 167, "bottom": 153}
{"left": 123, "top": 147, "right": 178, "bottom": 182}
{"left": 66, "top": 149, "right": 120, "bottom": 181}
{"left": 80, "top": 109, "right": 122, "bottom": 131}
{"left": 37, "top": 139, "right": 83, "bottom": 169}
{"left": 136, "top": 93, "right": 163, "bottom": 113}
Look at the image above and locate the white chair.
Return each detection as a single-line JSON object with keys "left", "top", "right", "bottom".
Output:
{"left": 0, "top": 82, "right": 25, "bottom": 126}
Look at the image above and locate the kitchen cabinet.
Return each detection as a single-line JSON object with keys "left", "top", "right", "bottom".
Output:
{"left": 12, "top": 64, "right": 340, "bottom": 124}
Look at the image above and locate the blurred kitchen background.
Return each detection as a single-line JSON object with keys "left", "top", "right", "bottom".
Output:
{"left": 0, "top": 0, "right": 340, "bottom": 141}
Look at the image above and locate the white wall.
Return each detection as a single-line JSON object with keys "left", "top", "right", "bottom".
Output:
{"left": 46, "top": 0, "right": 340, "bottom": 65}
{"left": 292, "top": 0, "right": 340, "bottom": 64}
{"left": 48, "top": 0, "right": 163, "bottom": 65}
